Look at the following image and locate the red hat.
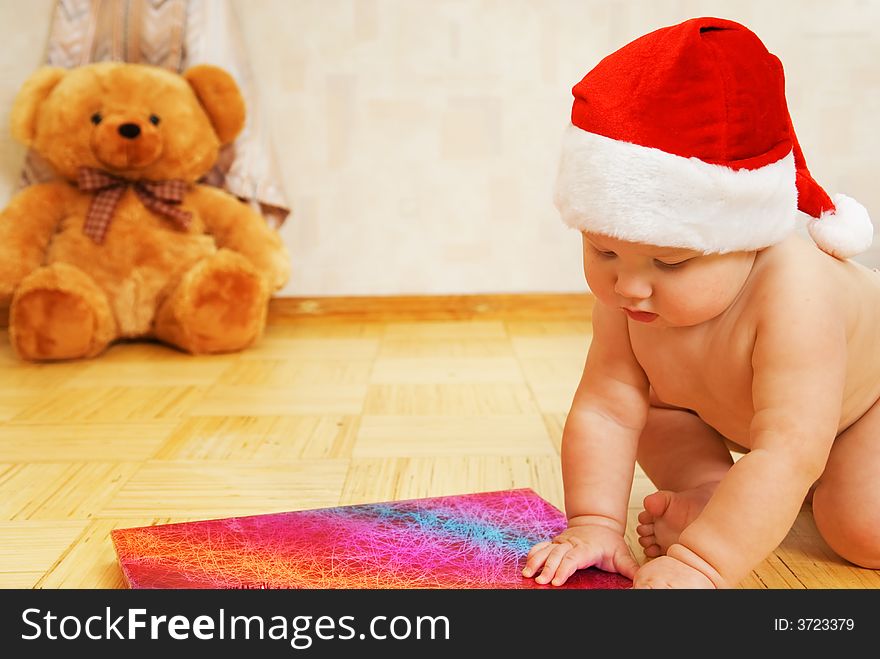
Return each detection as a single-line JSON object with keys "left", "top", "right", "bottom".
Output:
{"left": 554, "top": 17, "right": 873, "bottom": 258}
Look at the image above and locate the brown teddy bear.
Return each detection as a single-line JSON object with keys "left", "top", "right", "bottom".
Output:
{"left": 0, "top": 62, "right": 290, "bottom": 361}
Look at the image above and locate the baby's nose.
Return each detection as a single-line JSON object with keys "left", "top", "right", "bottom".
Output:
{"left": 613, "top": 273, "right": 652, "bottom": 300}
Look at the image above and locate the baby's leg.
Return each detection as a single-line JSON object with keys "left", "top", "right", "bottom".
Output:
{"left": 635, "top": 398, "right": 734, "bottom": 556}
{"left": 812, "top": 396, "right": 880, "bottom": 568}
{"left": 637, "top": 402, "right": 734, "bottom": 491}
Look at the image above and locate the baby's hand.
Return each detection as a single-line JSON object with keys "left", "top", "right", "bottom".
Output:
{"left": 632, "top": 555, "right": 715, "bottom": 589}
{"left": 522, "top": 523, "right": 639, "bottom": 586}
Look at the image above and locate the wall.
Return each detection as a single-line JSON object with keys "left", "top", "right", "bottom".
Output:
{"left": 1, "top": 0, "right": 878, "bottom": 296}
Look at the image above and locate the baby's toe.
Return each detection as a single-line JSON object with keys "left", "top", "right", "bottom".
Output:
{"left": 643, "top": 544, "right": 663, "bottom": 558}
{"left": 638, "top": 534, "right": 656, "bottom": 548}
{"left": 638, "top": 509, "right": 655, "bottom": 525}
{"left": 636, "top": 523, "right": 654, "bottom": 537}
{"left": 643, "top": 490, "right": 672, "bottom": 518}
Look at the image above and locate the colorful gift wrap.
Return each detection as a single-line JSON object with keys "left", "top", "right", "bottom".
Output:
{"left": 111, "top": 488, "right": 632, "bottom": 589}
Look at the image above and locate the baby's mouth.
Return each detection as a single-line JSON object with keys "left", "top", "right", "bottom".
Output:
{"left": 623, "top": 308, "right": 658, "bottom": 323}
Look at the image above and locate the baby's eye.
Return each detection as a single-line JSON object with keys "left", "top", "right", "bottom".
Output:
{"left": 654, "top": 258, "right": 690, "bottom": 269}
{"left": 594, "top": 248, "right": 616, "bottom": 258}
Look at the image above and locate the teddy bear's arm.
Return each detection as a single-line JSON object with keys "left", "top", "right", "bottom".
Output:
{"left": 0, "top": 181, "right": 73, "bottom": 304}
{"left": 189, "top": 185, "right": 291, "bottom": 291}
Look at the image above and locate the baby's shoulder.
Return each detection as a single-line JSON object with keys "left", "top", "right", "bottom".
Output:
{"left": 747, "top": 235, "right": 855, "bottom": 318}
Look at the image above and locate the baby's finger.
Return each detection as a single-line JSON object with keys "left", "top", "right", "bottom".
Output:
{"left": 613, "top": 546, "right": 640, "bottom": 580}
{"left": 521, "top": 543, "right": 553, "bottom": 577}
{"left": 550, "top": 543, "right": 601, "bottom": 586}
{"left": 535, "top": 542, "right": 572, "bottom": 585}
{"left": 526, "top": 541, "right": 551, "bottom": 559}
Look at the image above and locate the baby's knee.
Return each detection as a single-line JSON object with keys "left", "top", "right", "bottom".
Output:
{"left": 812, "top": 487, "right": 880, "bottom": 569}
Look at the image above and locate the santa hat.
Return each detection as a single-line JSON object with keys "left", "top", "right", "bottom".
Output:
{"left": 554, "top": 17, "right": 873, "bottom": 259}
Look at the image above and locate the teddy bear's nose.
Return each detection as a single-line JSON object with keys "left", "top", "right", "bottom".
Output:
{"left": 118, "top": 123, "right": 141, "bottom": 139}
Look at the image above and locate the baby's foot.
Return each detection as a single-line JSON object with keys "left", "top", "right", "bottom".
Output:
{"left": 636, "top": 482, "right": 718, "bottom": 557}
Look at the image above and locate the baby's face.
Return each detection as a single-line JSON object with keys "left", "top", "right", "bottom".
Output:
{"left": 581, "top": 232, "right": 757, "bottom": 328}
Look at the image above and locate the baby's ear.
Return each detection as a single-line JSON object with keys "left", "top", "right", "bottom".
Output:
{"left": 184, "top": 64, "right": 245, "bottom": 145}
{"left": 10, "top": 67, "right": 67, "bottom": 146}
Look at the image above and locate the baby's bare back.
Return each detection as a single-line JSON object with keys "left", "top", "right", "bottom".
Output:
{"left": 628, "top": 234, "right": 880, "bottom": 447}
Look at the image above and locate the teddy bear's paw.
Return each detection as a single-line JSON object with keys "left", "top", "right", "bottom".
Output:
{"left": 9, "top": 263, "right": 116, "bottom": 362}
{"left": 188, "top": 268, "right": 268, "bottom": 353}
{"left": 156, "top": 253, "right": 269, "bottom": 355}
{"left": 11, "top": 288, "right": 100, "bottom": 361}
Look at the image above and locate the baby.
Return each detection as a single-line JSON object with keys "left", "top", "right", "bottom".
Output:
{"left": 522, "top": 17, "right": 878, "bottom": 588}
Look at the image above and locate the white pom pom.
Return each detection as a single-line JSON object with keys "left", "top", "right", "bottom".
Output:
{"left": 808, "top": 193, "right": 874, "bottom": 259}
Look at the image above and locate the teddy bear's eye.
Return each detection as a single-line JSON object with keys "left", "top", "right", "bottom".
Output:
{"left": 90, "top": 112, "right": 102, "bottom": 125}
{"left": 149, "top": 114, "right": 160, "bottom": 126}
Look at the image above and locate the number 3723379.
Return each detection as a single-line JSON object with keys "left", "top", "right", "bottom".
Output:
{"left": 774, "top": 618, "right": 855, "bottom": 631}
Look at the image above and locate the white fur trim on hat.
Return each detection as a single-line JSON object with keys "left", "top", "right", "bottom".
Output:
{"left": 807, "top": 193, "right": 874, "bottom": 260}
{"left": 554, "top": 124, "right": 798, "bottom": 253}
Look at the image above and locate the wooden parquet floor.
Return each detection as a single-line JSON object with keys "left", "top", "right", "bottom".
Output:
{"left": 0, "top": 294, "right": 876, "bottom": 589}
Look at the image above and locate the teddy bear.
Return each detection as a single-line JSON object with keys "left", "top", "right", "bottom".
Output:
{"left": 0, "top": 61, "right": 290, "bottom": 361}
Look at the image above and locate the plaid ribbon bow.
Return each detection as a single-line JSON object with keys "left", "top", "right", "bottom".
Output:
{"left": 77, "top": 167, "right": 193, "bottom": 244}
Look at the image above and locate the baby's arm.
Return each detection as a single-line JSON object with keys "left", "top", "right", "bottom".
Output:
{"left": 662, "top": 277, "right": 846, "bottom": 588}
{"left": 523, "top": 299, "right": 650, "bottom": 584}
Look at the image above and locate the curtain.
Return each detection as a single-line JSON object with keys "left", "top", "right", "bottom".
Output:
{"left": 21, "top": 0, "right": 290, "bottom": 228}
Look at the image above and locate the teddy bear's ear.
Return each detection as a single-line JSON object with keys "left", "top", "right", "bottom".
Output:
{"left": 184, "top": 64, "right": 246, "bottom": 145}
{"left": 10, "top": 67, "right": 67, "bottom": 146}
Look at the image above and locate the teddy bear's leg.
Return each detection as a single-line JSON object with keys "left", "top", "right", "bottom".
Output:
{"left": 153, "top": 249, "right": 269, "bottom": 355}
{"left": 10, "top": 263, "right": 117, "bottom": 361}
